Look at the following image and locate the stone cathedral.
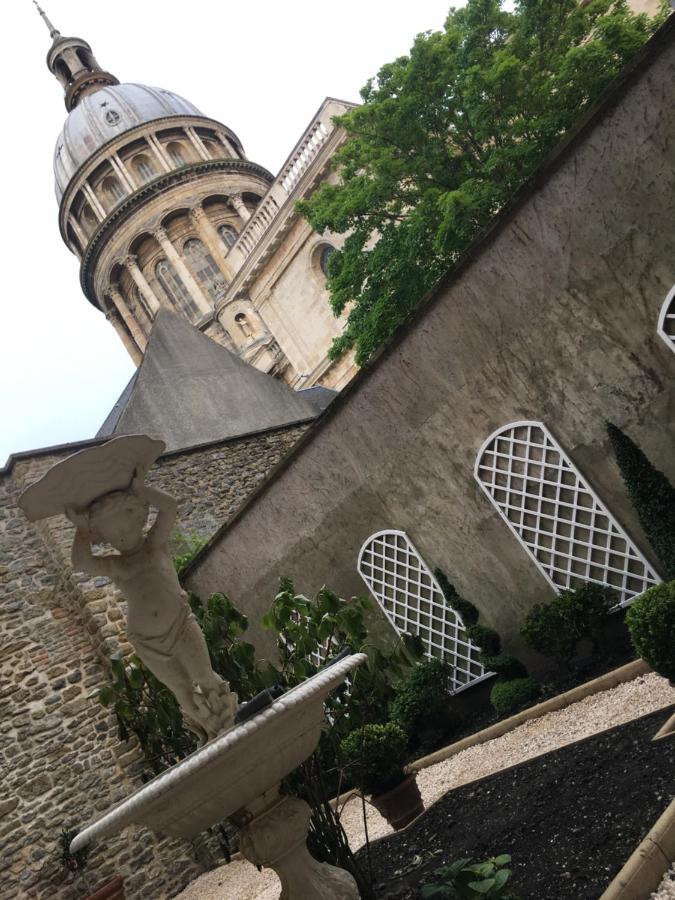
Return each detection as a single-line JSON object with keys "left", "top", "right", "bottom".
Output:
{"left": 41, "top": 5, "right": 356, "bottom": 394}
{"left": 1, "top": 5, "right": 674, "bottom": 899}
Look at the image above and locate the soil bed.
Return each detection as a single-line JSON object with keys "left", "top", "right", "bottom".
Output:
{"left": 415, "top": 641, "right": 637, "bottom": 760}
{"left": 358, "top": 705, "right": 675, "bottom": 899}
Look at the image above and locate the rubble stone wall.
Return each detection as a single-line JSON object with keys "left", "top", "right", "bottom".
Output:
{"left": 0, "top": 422, "right": 308, "bottom": 898}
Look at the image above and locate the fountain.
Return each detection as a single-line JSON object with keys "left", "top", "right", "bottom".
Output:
{"left": 19, "top": 435, "right": 363, "bottom": 899}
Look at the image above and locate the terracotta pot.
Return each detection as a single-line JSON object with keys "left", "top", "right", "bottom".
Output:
{"left": 86, "top": 877, "right": 125, "bottom": 900}
{"left": 370, "top": 774, "right": 424, "bottom": 830}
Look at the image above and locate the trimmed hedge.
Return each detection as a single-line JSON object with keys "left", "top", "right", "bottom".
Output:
{"left": 521, "top": 583, "right": 614, "bottom": 663}
{"left": 625, "top": 581, "right": 675, "bottom": 681}
{"left": 479, "top": 653, "right": 527, "bottom": 680}
{"left": 390, "top": 657, "right": 453, "bottom": 740}
{"left": 466, "top": 624, "right": 501, "bottom": 656}
{"left": 340, "top": 722, "right": 408, "bottom": 795}
{"left": 434, "top": 569, "right": 480, "bottom": 625}
{"left": 490, "top": 678, "right": 541, "bottom": 717}
{"left": 607, "top": 423, "right": 675, "bottom": 579}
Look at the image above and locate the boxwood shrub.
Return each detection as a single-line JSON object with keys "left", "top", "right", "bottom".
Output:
{"left": 479, "top": 653, "right": 527, "bottom": 680}
{"left": 340, "top": 722, "right": 408, "bottom": 795}
{"left": 521, "top": 583, "right": 614, "bottom": 663}
{"left": 465, "top": 624, "right": 501, "bottom": 656}
{"left": 390, "top": 657, "right": 453, "bottom": 741}
{"left": 625, "top": 581, "right": 675, "bottom": 681}
{"left": 490, "top": 677, "right": 541, "bottom": 717}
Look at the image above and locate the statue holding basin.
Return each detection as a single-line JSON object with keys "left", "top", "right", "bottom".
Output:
{"left": 19, "top": 434, "right": 362, "bottom": 899}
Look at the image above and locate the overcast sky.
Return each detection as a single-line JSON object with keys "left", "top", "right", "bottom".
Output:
{"left": 0, "top": 0, "right": 457, "bottom": 466}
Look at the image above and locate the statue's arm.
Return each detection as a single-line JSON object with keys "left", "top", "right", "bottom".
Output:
{"left": 132, "top": 471, "right": 177, "bottom": 547}
{"left": 67, "top": 509, "right": 113, "bottom": 578}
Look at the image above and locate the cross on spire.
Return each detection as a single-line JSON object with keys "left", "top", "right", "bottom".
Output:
{"left": 33, "top": 1, "right": 60, "bottom": 40}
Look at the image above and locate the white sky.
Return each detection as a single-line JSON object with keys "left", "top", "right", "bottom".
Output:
{"left": 0, "top": 0, "right": 456, "bottom": 466}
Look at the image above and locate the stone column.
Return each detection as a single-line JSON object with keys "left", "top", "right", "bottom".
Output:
{"left": 153, "top": 227, "right": 212, "bottom": 315}
{"left": 68, "top": 215, "right": 88, "bottom": 249}
{"left": 110, "top": 153, "right": 136, "bottom": 191}
{"left": 106, "top": 311, "right": 142, "bottom": 365}
{"left": 147, "top": 134, "right": 172, "bottom": 172}
{"left": 107, "top": 285, "right": 148, "bottom": 351}
{"left": 189, "top": 204, "right": 234, "bottom": 281}
{"left": 82, "top": 183, "right": 106, "bottom": 220}
{"left": 217, "top": 132, "right": 236, "bottom": 158}
{"left": 123, "top": 255, "right": 161, "bottom": 315}
{"left": 230, "top": 193, "right": 251, "bottom": 223}
{"left": 185, "top": 127, "right": 210, "bottom": 161}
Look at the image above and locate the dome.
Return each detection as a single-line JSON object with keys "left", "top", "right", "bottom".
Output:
{"left": 54, "top": 83, "right": 204, "bottom": 201}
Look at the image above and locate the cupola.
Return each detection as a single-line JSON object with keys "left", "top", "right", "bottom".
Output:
{"left": 35, "top": 2, "right": 120, "bottom": 111}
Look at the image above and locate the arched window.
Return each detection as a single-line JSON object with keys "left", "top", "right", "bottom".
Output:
{"left": 657, "top": 285, "right": 675, "bottom": 354}
{"left": 133, "top": 154, "right": 156, "bottom": 183}
{"left": 218, "top": 224, "right": 238, "bottom": 250}
{"left": 102, "top": 176, "right": 124, "bottom": 204}
{"left": 320, "top": 245, "right": 336, "bottom": 277}
{"left": 155, "top": 259, "right": 199, "bottom": 318}
{"left": 130, "top": 285, "right": 150, "bottom": 321}
{"left": 54, "top": 59, "right": 72, "bottom": 85}
{"left": 76, "top": 47, "right": 94, "bottom": 70}
{"left": 474, "top": 421, "right": 660, "bottom": 607}
{"left": 204, "top": 140, "right": 223, "bottom": 159}
{"left": 80, "top": 202, "right": 98, "bottom": 235}
{"left": 358, "top": 530, "right": 488, "bottom": 693}
{"left": 183, "top": 238, "right": 224, "bottom": 300}
{"left": 166, "top": 142, "right": 187, "bottom": 167}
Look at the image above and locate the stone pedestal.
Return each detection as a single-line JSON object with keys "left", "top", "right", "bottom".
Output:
{"left": 238, "top": 795, "right": 359, "bottom": 900}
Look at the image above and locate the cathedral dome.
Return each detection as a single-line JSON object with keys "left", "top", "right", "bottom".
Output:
{"left": 54, "top": 83, "right": 204, "bottom": 201}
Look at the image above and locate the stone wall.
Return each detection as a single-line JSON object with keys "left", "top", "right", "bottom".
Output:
{"left": 0, "top": 422, "right": 308, "bottom": 898}
{"left": 186, "top": 23, "right": 675, "bottom": 663}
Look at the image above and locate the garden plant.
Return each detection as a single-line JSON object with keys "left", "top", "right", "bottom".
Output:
{"left": 607, "top": 423, "right": 675, "bottom": 579}
{"left": 625, "top": 580, "right": 675, "bottom": 682}
{"left": 420, "top": 854, "right": 516, "bottom": 899}
{"left": 299, "top": 0, "right": 665, "bottom": 364}
{"left": 520, "top": 583, "right": 615, "bottom": 666}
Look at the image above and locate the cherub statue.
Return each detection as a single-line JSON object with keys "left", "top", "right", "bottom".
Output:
{"left": 19, "top": 435, "right": 236, "bottom": 743}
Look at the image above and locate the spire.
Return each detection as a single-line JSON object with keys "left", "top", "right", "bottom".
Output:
{"left": 40, "top": 11, "right": 120, "bottom": 112}
{"left": 33, "top": 1, "right": 60, "bottom": 40}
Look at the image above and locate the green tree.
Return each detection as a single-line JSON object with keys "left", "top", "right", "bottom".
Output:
{"left": 607, "top": 422, "right": 675, "bottom": 578}
{"left": 299, "top": 0, "right": 664, "bottom": 364}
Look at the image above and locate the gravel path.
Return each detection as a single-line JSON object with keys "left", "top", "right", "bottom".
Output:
{"left": 653, "top": 863, "right": 675, "bottom": 899}
{"left": 175, "top": 672, "right": 674, "bottom": 900}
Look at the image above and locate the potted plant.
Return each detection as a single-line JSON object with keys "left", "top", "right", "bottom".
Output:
{"left": 340, "top": 722, "right": 424, "bottom": 830}
{"left": 58, "top": 828, "right": 125, "bottom": 900}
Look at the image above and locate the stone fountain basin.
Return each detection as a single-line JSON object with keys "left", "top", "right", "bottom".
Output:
{"left": 71, "top": 653, "right": 365, "bottom": 852}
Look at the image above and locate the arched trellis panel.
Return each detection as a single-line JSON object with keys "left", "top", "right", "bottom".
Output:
{"left": 474, "top": 421, "right": 660, "bottom": 607}
{"left": 657, "top": 285, "right": 675, "bottom": 354}
{"left": 357, "top": 530, "right": 488, "bottom": 694}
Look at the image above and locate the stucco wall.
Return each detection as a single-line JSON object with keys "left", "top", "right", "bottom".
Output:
{"left": 0, "top": 422, "right": 308, "bottom": 898}
{"left": 187, "top": 24, "right": 675, "bottom": 661}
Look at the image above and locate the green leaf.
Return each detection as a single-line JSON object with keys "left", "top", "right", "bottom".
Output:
{"left": 468, "top": 878, "right": 496, "bottom": 894}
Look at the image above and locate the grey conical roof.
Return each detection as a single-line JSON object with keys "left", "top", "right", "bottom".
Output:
{"left": 97, "top": 311, "right": 319, "bottom": 452}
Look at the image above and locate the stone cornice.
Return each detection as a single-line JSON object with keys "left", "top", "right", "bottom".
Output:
{"left": 79, "top": 160, "right": 274, "bottom": 309}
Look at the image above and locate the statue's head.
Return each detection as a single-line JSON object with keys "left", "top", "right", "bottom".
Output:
{"left": 88, "top": 490, "right": 149, "bottom": 553}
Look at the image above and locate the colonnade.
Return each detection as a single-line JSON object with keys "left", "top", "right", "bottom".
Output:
{"left": 104, "top": 194, "right": 258, "bottom": 359}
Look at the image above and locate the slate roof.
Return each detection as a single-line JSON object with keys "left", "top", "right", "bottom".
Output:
{"left": 97, "top": 312, "right": 320, "bottom": 452}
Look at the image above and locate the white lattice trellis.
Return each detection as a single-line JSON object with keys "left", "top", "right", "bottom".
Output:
{"left": 657, "top": 285, "right": 675, "bottom": 355}
{"left": 357, "top": 530, "right": 488, "bottom": 694}
{"left": 474, "top": 421, "right": 660, "bottom": 606}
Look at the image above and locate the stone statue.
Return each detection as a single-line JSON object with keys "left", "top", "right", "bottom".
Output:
{"left": 19, "top": 434, "right": 236, "bottom": 743}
